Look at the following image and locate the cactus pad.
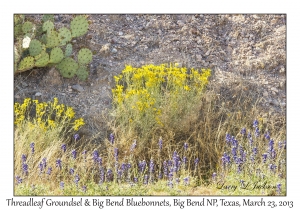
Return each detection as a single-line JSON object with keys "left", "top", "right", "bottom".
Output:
{"left": 58, "top": 27, "right": 72, "bottom": 45}
{"left": 76, "top": 65, "right": 89, "bottom": 80}
{"left": 78, "top": 48, "right": 93, "bottom": 65}
{"left": 46, "top": 31, "right": 60, "bottom": 48}
{"left": 35, "top": 51, "right": 49, "bottom": 67}
{"left": 18, "top": 56, "right": 35, "bottom": 71}
{"left": 57, "top": 57, "right": 78, "bottom": 78}
{"left": 70, "top": 15, "right": 89, "bottom": 38}
{"left": 43, "top": 20, "right": 54, "bottom": 33}
{"left": 65, "top": 43, "right": 73, "bottom": 57}
{"left": 29, "top": 39, "right": 42, "bottom": 56}
{"left": 42, "top": 14, "right": 54, "bottom": 23}
{"left": 14, "top": 15, "right": 24, "bottom": 25}
{"left": 22, "top": 21, "right": 34, "bottom": 33}
{"left": 14, "top": 24, "right": 23, "bottom": 38}
{"left": 49, "top": 47, "right": 64, "bottom": 63}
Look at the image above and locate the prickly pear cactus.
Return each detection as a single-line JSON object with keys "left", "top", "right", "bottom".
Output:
{"left": 57, "top": 57, "right": 78, "bottom": 78}
{"left": 70, "top": 15, "right": 89, "bottom": 38}
{"left": 22, "top": 21, "right": 34, "bottom": 34}
{"left": 58, "top": 27, "right": 72, "bottom": 45}
{"left": 42, "top": 20, "right": 54, "bottom": 34}
{"left": 65, "top": 43, "right": 72, "bottom": 57}
{"left": 18, "top": 56, "right": 35, "bottom": 72}
{"left": 46, "top": 31, "right": 61, "bottom": 48}
{"left": 76, "top": 65, "right": 89, "bottom": 80}
{"left": 49, "top": 47, "right": 64, "bottom": 63}
{"left": 78, "top": 48, "right": 93, "bottom": 65}
{"left": 29, "top": 39, "right": 43, "bottom": 56}
{"left": 14, "top": 14, "right": 93, "bottom": 80}
{"left": 35, "top": 51, "right": 49, "bottom": 67}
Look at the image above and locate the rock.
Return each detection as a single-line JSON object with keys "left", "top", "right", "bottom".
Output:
{"left": 177, "top": 20, "right": 185, "bottom": 27}
{"left": 279, "top": 66, "right": 285, "bottom": 74}
{"left": 100, "top": 43, "right": 111, "bottom": 55}
{"left": 72, "top": 84, "right": 84, "bottom": 92}
{"left": 21, "top": 81, "right": 28, "bottom": 87}
{"left": 279, "top": 81, "right": 285, "bottom": 89}
{"left": 263, "top": 91, "right": 268, "bottom": 97}
{"left": 271, "top": 87, "right": 279, "bottom": 93}
{"left": 112, "top": 48, "right": 118, "bottom": 54}
{"left": 118, "top": 31, "right": 123, "bottom": 36}
{"left": 196, "top": 54, "right": 202, "bottom": 61}
{"left": 35, "top": 92, "right": 42, "bottom": 97}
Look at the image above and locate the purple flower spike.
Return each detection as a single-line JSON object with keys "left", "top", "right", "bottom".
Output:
{"left": 264, "top": 132, "right": 271, "bottom": 140}
{"left": 255, "top": 127, "right": 260, "bottom": 137}
{"left": 39, "top": 162, "right": 43, "bottom": 173}
{"left": 69, "top": 168, "right": 75, "bottom": 175}
{"left": 21, "top": 154, "right": 27, "bottom": 163}
{"left": 74, "top": 174, "right": 80, "bottom": 186}
{"left": 158, "top": 137, "right": 163, "bottom": 150}
{"left": 61, "top": 144, "right": 67, "bottom": 153}
{"left": 42, "top": 158, "right": 47, "bottom": 169}
{"left": 56, "top": 159, "right": 62, "bottom": 170}
{"left": 15, "top": 176, "right": 23, "bottom": 184}
{"left": 30, "top": 142, "right": 35, "bottom": 154}
{"left": 184, "top": 142, "right": 188, "bottom": 150}
{"left": 133, "top": 177, "right": 138, "bottom": 183}
{"left": 240, "top": 128, "right": 246, "bottom": 135}
{"left": 114, "top": 148, "right": 119, "bottom": 161}
{"left": 262, "top": 153, "right": 268, "bottom": 163}
{"left": 82, "top": 185, "right": 87, "bottom": 193}
{"left": 253, "top": 119, "right": 259, "bottom": 127}
{"left": 22, "top": 163, "right": 28, "bottom": 175}
{"left": 46, "top": 167, "right": 52, "bottom": 175}
{"left": 183, "top": 177, "right": 189, "bottom": 185}
{"left": 130, "top": 140, "right": 137, "bottom": 152}
{"left": 71, "top": 149, "right": 77, "bottom": 159}
{"left": 149, "top": 159, "right": 155, "bottom": 174}
{"left": 277, "top": 183, "right": 282, "bottom": 195}
{"left": 60, "top": 181, "right": 64, "bottom": 190}
{"left": 93, "top": 150, "right": 99, "bottom": 163}
{"left": 212, "top": 172, "right": 217, "bottom": 180}
{"left": 109, "top": 133, "right": 115, "bottom": 144}
{"left": 225, "top": 133, "right": 231, "bottom": 144}
{"left": 74, "top": 134, "right": 80, "bottom": 141}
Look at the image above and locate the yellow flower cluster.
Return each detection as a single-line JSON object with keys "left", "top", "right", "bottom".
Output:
{"left": 112, "top": 64, "right": 211, "bottom": 126}
{"left": 14, "top": 98, "right": 85, "bottom": 132}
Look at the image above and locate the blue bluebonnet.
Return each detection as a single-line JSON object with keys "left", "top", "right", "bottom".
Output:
{"left": 232, "top": 137, "right": 238, "bottom": 148}
{"left": 231, "top": 147, "right": 237, "bottom": 157}
{"left": 22, "top": 163, "right": 28, "bottom": 175}
{"left": 221, "top": 153, "right": 230, "bottom": 167}
{"left": 158, "top": 137, "right": 163, "bottom": 150}
{"left": 240, "top": 179, "right": 245, "bottom": 187}
{"left": 99, "top": 168, "right": 105, "bottom": 184}
{"left": 149, "top": 159, "right": 155, "bottom": 174}
{"left": 249, "top": 137, "right": 253, "bottom": 146}
{"left": 241, "top": 150, "right": 247, "bottom": 163}
{"left": 183, "top": 156, "right": 187, "bottom": 165}
{"left": 194, "top": 158, "right": 199, "bottom": 167}
{"left": 138, "top": 160, "right": 146, "bottom": 173}
{"left": 173, "top": 151, "right": 180, "bottom": 172}
{"left": 42, "top": 158, "right": 47, "bottom": 169}
{"left": 252, "top": 147, "right": 258, "bottom": 155}
{"left": 39, "top": 161, "right": 43, "bottom": 173}
{"left": 270, "top": 150, "right": 276, "bottom": 159}
{"left": 254, "top": 127, "right": 260, "bottom": 137}
{"left": 133, "top": 177, "right": 138, "bottom": 183}
{"left": 240, "top": 128, "right": 246, "bottom": 135}
{"left": 158, "top": 172, "right": 162, "bottom": 179}
{"left": 60, "top": 181, "right": 64, "bottom": 190}
{"left": 15, "top": 176, "right": 22, "bottom": 184}
{"left": 109, "top": 133, "right": 114, "bottom": 144}
{"left": 74, "top": 134, "right": 80, "bottom": 141}
{"left": 167, "top": 180, "right": 173, "bottom": 188}
{"left": 269, "top": 139, "right": 274, "bottom": 153}
{"left": 183, "top": 177, "right": 189, "bottom": 185}
{"left": 117, "top": 169, "right": 123, "bottom": 179}
{"left": 69, "top": 168, "right": 75, "bottom": 175}
{"left": 247, "top": 131, "right": 252, "bottom": 139}
{"left": 98, "top": 157, "right": 103, "bottom": 167}
{"left": 21, "top": 154, "right": 27, "bottom": 163}
{"left": 82, "top": 150, "right": 87, "bottom": 161}
{"left": 184, "top": 142, "right": 188, "bottom": 150}
{"left": 269, "top": 164, "right": 277, "bottom": 173}
{"left": 114, "top": 148, "right": 118, "bottom": 161}
{"left": 46, "top": 167, "right": 52, "bottom": 175}
{"left": 237, "top": 164, "right": 242, "bottom": 173}
{"left": 163, "top": 161, "right": 168, "bottom": 177}
{"left": 264, "top": 131, "right": 271, "bottom": 140}
{"left": 130, "top": 140, "right": 137, "bottom": 152}
{"left": 82, "top": 185, "right": 87, "bottom": 193}
{"left": 168, "top": 172, "right": 173, "bottom": 181}
{"left": 225, "top": 133, "right": 231, "bottom": 145}
{"left": 107, "top": 169, "right": 113, "bottom": 181}
{"left": 276, "top": 183, "right": 281, "bottom": 195}
{"left": 176, "top": 178, "right": 180, "bottom": 184}
{"left": 144, "top": 175, "right": 148, "bottom": 185}
{"left": 74, "top": 174, "right": 80, "bottom": 186}
{"left": 168, "top": 160, "right": 172, "bottom": 167}
{"left": 71, "top": 149, "right": 77, "bottom": 159}
{"left": 61, "top": 144, "right": 67, "bottom": 153}
{"left": 262, "top": 153, "right": 268, "bottom": 163}
{"left": 56, "top": 159, "right": 62, "bottom": 170}
{"left": 212, "top": 172, "right": 217, "bottom": 181}
{"left": 279, "top": 140, "right": 286, "bottom": 149}
{"left": 253, "top": 119, "right": 259, "bottom": 127}
{"left": 93, "top": 150, "right": 99, "bottom": 163}
{"left": 30, "top": 142, "right": 35, "bottom": 154}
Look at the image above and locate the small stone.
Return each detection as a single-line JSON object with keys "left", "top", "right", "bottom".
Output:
{"left": 21, "top": 81, "right": 28, "bottom": 87}
{"left": 280, "top": 102, "right": 286, "bottom": 107}
{"left": 263, "top": 91, "right": 268, "bottom": 97}
{"left": 15, "top": 95, "right": 20, "bottom": 99}
{"left": 35, "top": 92, "right": 42, "bottom": 97}
{"left": 279, "top": 66, "right": 285, "bottom": 74}
{"left": 118, "top": 31, "right": 123, "bottom": 36}
{"left": 196, "top": 54, "right": 202, "bottom": 61}
{"left": 279, "top": 81, "right": 285, "bottom": 89}
{"left": 112, "top": 48, "right": 118, "bottom": 54}
{"left": 177, "top": 20, "right": 185, "bottom": 26}
{"left": 271, "top": 87, "right": 279, "bottom": 93}
{"left": 72, "top": 84, "right": 84, "bottom": 92}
